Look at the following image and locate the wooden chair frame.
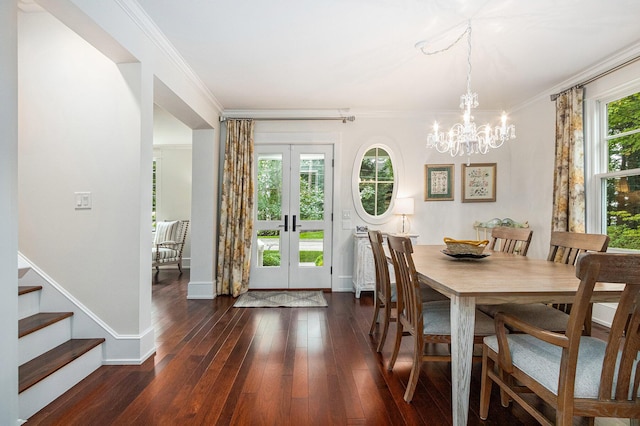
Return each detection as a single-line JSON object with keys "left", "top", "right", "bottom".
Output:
{"left": 488, "top": 226, "right": 533, "bottom": 256}
{"left": 386, "top": 235, "right": 495, "bottom": 402}
{"left": 480, "top": 252, "right": 640, "bottom": 425}
{"left": 368, "top": 230, "right": 396, "bottom": 352}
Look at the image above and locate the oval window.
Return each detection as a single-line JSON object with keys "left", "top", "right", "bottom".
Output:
{"left": 352, "top": 143, "right": 397, "bottom": 224}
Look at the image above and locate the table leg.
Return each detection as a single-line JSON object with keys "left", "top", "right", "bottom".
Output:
{"left": 450, "top": 295, "right": 475, "bottom": 426}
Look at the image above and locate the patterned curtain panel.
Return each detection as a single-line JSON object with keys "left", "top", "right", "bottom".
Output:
{"left": 552, "top": 87, "right": 586, "bottom": 233}
{"left": 217, "top": 119, "right": 255, "bottom": 297}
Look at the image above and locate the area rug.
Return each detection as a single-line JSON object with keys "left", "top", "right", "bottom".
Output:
{"left": 233, "top": 290, "right": 328, "bottom": 308}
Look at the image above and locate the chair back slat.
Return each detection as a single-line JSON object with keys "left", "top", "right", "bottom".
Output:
{"left": 387, "top": 235, "right": 421, "bottom": 334}
{"left": 488, "top": 227, "right": 533, "bottom": 256}
{"left": 368, "top": 230, "right": 391, "bottom": 303}
{"left": 547, "top": 231, "right": 609, "bottom": 265}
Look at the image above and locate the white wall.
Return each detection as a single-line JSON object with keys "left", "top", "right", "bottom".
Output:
{"left": 18, "top": 11, "right": 146, "bottom": 334}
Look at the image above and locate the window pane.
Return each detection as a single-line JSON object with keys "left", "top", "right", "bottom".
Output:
{"left": 359, "top": 148, "right": 377, "bottom": 181}
{"left": 605, "top": 175, "right": 640, "bottom": 250}
{"left": 376, "top": 183, "right": 393, "bottom": 215}
{"left": 607, "top": 92, "right": 640, "bottom": 135}
{"left": 608, "top": 133, "right": 640, "bottom": 172}
{"left": 376, "top": 150, "right": 394, "bottom": 181}
{"left": 257, "top": 154, "right": 282, "bottom": 221}
{"left": 357, "top": 147, "right": 395, "bottom": 217}
{"left": 359, "top": 183, "right": 376, "bottom": 215}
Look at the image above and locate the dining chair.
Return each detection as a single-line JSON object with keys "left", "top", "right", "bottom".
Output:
{"left": 368, "top": 230, "right": 395, "bottom": 353}
{"left": 480, "top": 252, "right": 640, "bottom": 425}
{"left": 478, "top": 231, "right": 609, "bottom": 335}
{"left": 487, "top": 226, "right": 533, "bottom": 256}
{"left": 386, "top": 234, "right": 496, "bottom": 402}
{"left": 367, "top": 230, "right": 447, "bottom": 353}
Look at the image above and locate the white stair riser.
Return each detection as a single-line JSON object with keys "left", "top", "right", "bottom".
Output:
{"left": 19, "top": 344, "right": 103, "bottom": 420}
{"left": 19, "top": 318, "right": 71, "bottom": 365}
{"left": 18, "top": 291, "right": 41, "bottom": 320}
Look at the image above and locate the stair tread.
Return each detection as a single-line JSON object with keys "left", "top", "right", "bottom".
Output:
{"left": 19, "top": 312, "right": 74, "bottom": 338}
{"left": 18, "top": 285, "right": 42, "bottom": 296}
{"left": 19, "top": 338, "right": 105, "bottom": 393}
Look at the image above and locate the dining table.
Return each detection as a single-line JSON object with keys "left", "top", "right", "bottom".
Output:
{"left": 406, "top": 245, "right": 625, "bottom": 426}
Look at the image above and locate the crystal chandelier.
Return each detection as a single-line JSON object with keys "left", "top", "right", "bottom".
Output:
{"left": 423, "top": 21, "right": 515, "bottom": 159}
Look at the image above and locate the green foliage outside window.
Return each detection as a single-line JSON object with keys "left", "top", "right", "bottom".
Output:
{"left": 605, "top": 92, "right": 640, "bottom": 249}
{"left": 359, "top": 148, "right": 394, "bottom": 216}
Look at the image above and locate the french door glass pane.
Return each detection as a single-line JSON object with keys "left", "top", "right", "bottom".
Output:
{"left": 257, "top": 230, "right": 281, "bottom": 267}
{"left": 299, "top": 230, "right": 324, "bottom": 267}
{"left": 299, "top": 153, "right": 325, "bottom": 221}
{"left": 257, "top": 154, "right": 283, "bottom": 221}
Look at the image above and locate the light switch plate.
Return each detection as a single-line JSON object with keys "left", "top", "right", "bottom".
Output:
{"left": 75, "top": 192, "right": 92, "bottom": 209}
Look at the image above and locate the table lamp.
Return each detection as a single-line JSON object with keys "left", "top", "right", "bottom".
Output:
{"left": 394, "top": 197, "right": 414, "bottom": 234}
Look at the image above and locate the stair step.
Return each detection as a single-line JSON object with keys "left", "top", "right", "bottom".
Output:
{"left": 19, "top": 312, "right": 73, "bottom": 338}
{"left": 19, "top": 285, "right": 42, "bottom": 296}
{"left": 19, "top": 338, "right": 105, "bottom": 394}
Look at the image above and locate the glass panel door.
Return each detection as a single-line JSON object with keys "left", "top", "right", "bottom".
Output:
{"left": 250, "top": 145, "right": 333, "bottom": 289}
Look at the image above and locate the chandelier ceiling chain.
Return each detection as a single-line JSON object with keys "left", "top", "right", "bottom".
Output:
{"left": 423, "top": 20, "right": 516, "bottom": 161}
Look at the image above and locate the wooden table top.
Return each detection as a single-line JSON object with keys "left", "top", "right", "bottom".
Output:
{"left": 410, "top": 245, "right": 625, "bottom": 304}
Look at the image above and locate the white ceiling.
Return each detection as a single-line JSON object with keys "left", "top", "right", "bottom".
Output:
{"left": 135, "top": 0, "right": 640, "bottom": 112}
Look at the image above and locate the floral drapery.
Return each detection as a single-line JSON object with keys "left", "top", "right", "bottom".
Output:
{"left": 551, "top": 87, "right": 586, "bottom": 233}
{"left": 217, "top": 119, "right": 255, "bottom": 297}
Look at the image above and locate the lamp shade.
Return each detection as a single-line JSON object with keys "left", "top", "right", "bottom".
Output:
{"left": 393, "top": 198, "right": 414, "bottom": 215}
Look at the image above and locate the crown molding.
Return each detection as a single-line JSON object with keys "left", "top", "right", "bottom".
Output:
{"left": 512, "top": 41, "right": 640, "bottom": 113}
{"left": 114, "top": 0, "right": 224, "bottom": 112}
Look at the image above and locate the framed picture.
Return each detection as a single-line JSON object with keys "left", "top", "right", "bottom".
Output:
{"left": 462, "top": 163, "right": 496, "bottom": 202}
{"left": 424, "top": 164, "right": 454, "bottom": 201}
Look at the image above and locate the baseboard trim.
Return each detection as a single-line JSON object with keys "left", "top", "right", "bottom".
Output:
{"left": 187, "top": 281, "right": 215, "bottom": 299}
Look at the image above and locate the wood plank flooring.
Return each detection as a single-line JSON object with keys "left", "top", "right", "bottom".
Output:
{"left": 26, "top": 270, "right": 624, "bottom": 425}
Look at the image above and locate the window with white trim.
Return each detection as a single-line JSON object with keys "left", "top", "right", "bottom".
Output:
{"left": 591, "top": 90, "right": 640, "bottom": 250}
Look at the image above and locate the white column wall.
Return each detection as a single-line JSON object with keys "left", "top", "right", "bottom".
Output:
{"left": 189, "top": 129, "right": 218, "bottom": 299}
{"left": 118, "top": 61, "right": 155, "bottom": 354}
{"left": 0, "top": 2, "right": 19, "bottom": 424}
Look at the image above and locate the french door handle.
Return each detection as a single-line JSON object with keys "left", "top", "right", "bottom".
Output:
{"left": 292, "top": 215, "right": 297, "bottom": 232}
{"left": 284, "top": 215, "right": 288, "bottom": 232}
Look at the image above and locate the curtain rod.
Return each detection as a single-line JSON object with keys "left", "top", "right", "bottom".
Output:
{"left": 220, "top": 116, "right": 356, "bottom": 123}
{"left": 550, "top": 55, "right": 640, "bottom": 101}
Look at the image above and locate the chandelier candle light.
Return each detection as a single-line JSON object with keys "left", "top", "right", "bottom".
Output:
{"left": 421, "top": 21, "right": 515, "bottom": 162}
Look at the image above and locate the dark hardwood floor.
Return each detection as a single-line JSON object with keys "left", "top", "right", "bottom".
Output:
{"left": 27, "top": 270, "right": 614, "bottom": 425}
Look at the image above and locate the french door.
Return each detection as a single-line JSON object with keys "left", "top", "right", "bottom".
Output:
{"left": 250, "top": 144, "right": 333, "bottom": 289}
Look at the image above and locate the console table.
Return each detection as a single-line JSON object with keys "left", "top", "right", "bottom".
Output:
{"left": 352, "top": 232, "right": 418, "bottom": 298}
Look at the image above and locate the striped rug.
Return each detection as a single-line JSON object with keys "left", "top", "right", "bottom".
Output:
{"left": 233, "top": 290, "right": 328, "bottom": 308}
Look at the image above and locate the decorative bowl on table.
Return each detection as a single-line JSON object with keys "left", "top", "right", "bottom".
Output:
{"left": 443, "top": 237, "right": 489, "bottom": 256}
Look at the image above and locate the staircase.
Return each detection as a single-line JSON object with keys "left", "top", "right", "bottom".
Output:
{"left": 18, "top": 267, "right": 104, "bottom": 420}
